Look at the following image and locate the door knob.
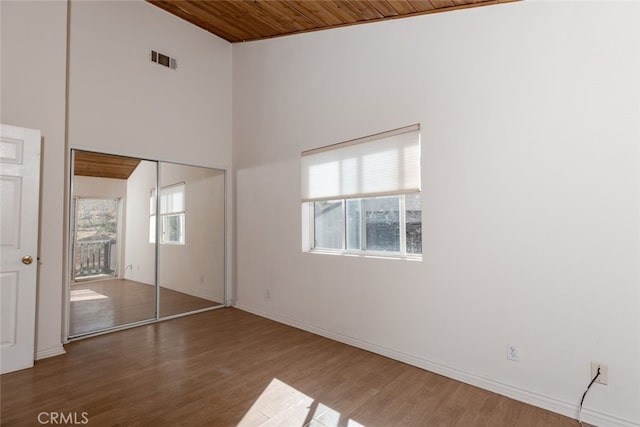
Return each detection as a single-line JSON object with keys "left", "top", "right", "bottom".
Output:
{"left": 21, "top": 255, "right": 33, "bottom": 265}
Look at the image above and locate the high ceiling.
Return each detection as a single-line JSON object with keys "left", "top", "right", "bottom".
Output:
{"left": 147, "top": 0, "right": 516, "bottom": 43}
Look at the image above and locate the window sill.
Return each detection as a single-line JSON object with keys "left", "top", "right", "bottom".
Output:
{"left": 305, "top": 249, "right": 422, "bottom": 261}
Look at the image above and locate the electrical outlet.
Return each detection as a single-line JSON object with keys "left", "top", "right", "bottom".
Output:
{"left": 265, "top": 289, "right": 271, "bottom": 299}
{"left": 507, "top": 344, "right": 520, "bottom": 362}
{"left": 591, "top": 362, "right": 608, "bottom": 385}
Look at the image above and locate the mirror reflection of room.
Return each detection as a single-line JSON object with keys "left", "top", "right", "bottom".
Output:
{"left": 157, "top": 162, "right": 225, "bottom": 318}
{"left": 69, "top": 150, "right": 225, "bottom": 338}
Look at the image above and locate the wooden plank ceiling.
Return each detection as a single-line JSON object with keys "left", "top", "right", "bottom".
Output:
{"left": 74, "top": 151, "right": 141, "bottom": 180}
{"left": 147, "top": 0, "right": 516, "bottom": 43}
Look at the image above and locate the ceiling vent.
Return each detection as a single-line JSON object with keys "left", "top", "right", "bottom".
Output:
{"left": 151, "top": 50, "right": 177, "bottom": 70}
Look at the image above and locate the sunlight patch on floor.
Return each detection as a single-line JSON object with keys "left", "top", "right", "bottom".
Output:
{"left": 238, "top": 378, "right": 365, "bottom": 427}
{"left": 70, "top": 289, "right": 109, "bottom": 302}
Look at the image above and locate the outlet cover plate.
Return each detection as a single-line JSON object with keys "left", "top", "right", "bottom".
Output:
{"left": 591, "top": 362, "right": 608, "bottom": 385}
{"left": 507, "top": 344, "right": 520, "bottom": 362}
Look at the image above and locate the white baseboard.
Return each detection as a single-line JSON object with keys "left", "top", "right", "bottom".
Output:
{"left": 35, "top": 344, "right": 66, "bottom": 360}
{"left": 234, "top": 303, "right": 639, "bottom": 427}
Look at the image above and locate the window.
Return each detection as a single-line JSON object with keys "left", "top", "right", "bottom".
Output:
{"left": 150, "top": 183, "right": 185, "bottom": 245}
{"left": 302, "top": 125, "right": 421, "bottom": 257}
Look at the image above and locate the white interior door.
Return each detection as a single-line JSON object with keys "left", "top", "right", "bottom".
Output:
{"left": 0, "top": 124, "right": 41, "bottom": 374}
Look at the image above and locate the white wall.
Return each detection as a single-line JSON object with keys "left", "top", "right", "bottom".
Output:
{"left": 67, "top": 0, "right": 232, "bottom": 167}
{"left": 233, "top": 2, "right": 640, "bottom": 425}
{"left": 1, "top": 0, "right": 69, "bottom": 359}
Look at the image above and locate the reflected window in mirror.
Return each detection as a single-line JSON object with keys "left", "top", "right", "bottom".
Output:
{"left": 149, "top": 183, "right": 186, "bottom": 245}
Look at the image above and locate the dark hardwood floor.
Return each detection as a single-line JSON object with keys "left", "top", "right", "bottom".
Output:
{"left": 1, "top": 308, "right": 576, "bottom": 426}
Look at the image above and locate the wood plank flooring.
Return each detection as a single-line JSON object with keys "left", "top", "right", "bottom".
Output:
{"left": 70, "top": 279, "right": 222, "bottom": 336}
{"left": 1, "top": 308, "right": 577, "bottom": 426}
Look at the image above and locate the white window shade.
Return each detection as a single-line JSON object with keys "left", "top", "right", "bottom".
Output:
{"left": 160, "top": 183, "right": 185, "bottom": 214}
{"left": 151, "top": 183, "right": 185, "bottom": 215}
{"left": 301, "top": 124, "right": 420, "bottom": 201}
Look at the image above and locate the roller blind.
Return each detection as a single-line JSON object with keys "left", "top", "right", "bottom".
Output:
{"left": 150, "top": 183, "right": 185, "bottom": 215}
{"left": 160, "top": 183, "right": 185, "bottom": 214}
{"left": 301, "top": 124, "right": 420, "bottom": 202}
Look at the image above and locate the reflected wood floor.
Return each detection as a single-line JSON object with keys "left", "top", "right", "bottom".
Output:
{"left": 70, "top": 278, "right": 221, "bottom": 336}
{"left": 2, "top": 308, "right": 577, "bottom": 427}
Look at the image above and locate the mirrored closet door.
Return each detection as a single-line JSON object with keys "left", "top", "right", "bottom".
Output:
{"left": 68, "top": 150, "right": 225, "bottom": 339}
{"left": 157, "top": 161, "right": 225, "bottom": 318}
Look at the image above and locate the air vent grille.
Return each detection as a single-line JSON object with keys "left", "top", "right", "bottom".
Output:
{"left": 151, "top": 50, "right": 177, "bottom": 70}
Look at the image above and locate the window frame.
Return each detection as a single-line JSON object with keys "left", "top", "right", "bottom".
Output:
{"left": 306, "top": 193, "right": 422, "bottom": 260}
